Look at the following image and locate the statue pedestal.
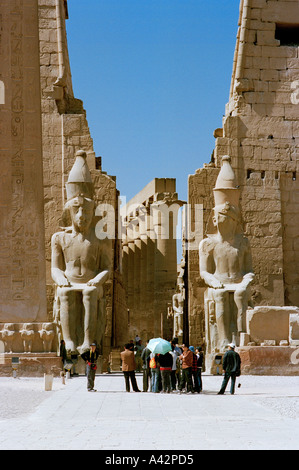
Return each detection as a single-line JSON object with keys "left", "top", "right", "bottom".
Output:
{"left": 206, "top": 346, "right": 299, "bottom": 376}
{"left": 0, "top": 353, "right": 63, "bottom": 377}
{"left": 237, "top": 346, "right": 299, "bottom": 376}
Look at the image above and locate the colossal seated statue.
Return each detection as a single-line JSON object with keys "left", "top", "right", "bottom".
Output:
{"left": 199, "top": 156, "right": 254, "bottom": 351}
{"left": 51, "top": 150, "right": 110, "bottom": 355}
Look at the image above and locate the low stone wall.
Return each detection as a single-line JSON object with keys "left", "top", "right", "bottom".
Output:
{"left": 0, "top": 354, "right": 63, "bottom": 377}
{"left": 238, "top": 346, "right": 299, "bottom": 376}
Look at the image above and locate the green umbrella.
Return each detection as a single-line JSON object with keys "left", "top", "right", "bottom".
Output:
{"left": 147, "top": 338, "right": 172, "bottom": 355}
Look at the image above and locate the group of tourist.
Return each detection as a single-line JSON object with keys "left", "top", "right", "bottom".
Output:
{"left": 120, "top": 338, "right": 204, "bottom": 394}
{"left": 77, "top": 336, "right": 241, "bottom": 396}
{"left": 120, "top": 337, "right": 241, "bottom": 396}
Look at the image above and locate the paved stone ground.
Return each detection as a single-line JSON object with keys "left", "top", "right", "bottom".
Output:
{"left": 0, "top": 374, "right": 298, "bottom": 450}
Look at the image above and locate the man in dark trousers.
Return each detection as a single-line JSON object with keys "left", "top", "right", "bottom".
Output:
{"left": 159, "top": 351, "right": 173, "bottom": 393}
{"left": 189, "top": 346, "right": 200, "bottom": 393}
{"left": 141, "top": 340, "right": 151, "bottom": 392}
{"left": 120, "top": 343, "right": 141, "bottom": 392}
{"left": 218, "top": 343, "right": 241, "bottom": 395}
{"left": 81, "top": 343, "right": 99, "bottom": 392}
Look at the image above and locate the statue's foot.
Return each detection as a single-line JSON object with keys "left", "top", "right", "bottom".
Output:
{"left": 78, "top": 342, "right": 91, "bottom": 354}
{"left": 219, "top": 339, "right": 230, "bottom": 351}
{"left": 65, "top": 341, "right": 77, "bottom": 355}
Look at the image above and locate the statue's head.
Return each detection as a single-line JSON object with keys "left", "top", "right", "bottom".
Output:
{"left": 66, "top": 150, "right": 94, "bottom": 201}
{"left": 209, "top": 156, "right": 242, "bottom": 237}
{"left": 63, "top": 150, "right": 95, "bottom": 232}
{"left": 213, "top": 156, "right": 240, "bottom": 206}
{"left": 42, "top": 323, "right": 54, "bottom": 331}
{"left": 212, "top": 202, "right": 240, "bottom": 235}
{"left": 22, "top": 323, "right": 34, "bottom": 331}
{"left": 65, "top": 195, "right": 95, "bottom": 232}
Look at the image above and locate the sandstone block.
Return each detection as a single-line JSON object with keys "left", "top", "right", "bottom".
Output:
{"left": 269, "top": 57, "right": 288, "bottom": 69}
{"left": 39, "top": 0, "right": 56, "bottom": 6}
{"left": 250, "top": 8, "right": 261, "bottom": 20}
{"left": 262, "top": 45, "right": 298, "bottom": 59}
{"left": 261, "top": 69, "right": 279, "bottom": 81}
{"left": 252, "top": 56, "right": 270, "bottom": 69}
{"left": 257, "top": 30, "right": 280, "bottom": 46}
{"left": 285, "top": 105, "right": 299, "bottom": 120}
{"left": 250, "top": 0, "right": 267, "bottom": 8}
{"left": 38, "top": 6, "right": 57, "bottom": 20}
{"left": 246, "top": 44, "right": 262, "bottom": 57}
{"left": 262, "top": 1, "right": 299, "bottom": 24}
{"left": 246, "top": 306, "right": 298, "bottom": 345}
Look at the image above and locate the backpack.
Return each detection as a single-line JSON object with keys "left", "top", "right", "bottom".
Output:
{"left": 149, "top": 356, "right": 156, "bottom": 369}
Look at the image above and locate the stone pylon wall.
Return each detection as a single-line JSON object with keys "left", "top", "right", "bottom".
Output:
{"left": 0, "top": 0, "right": 48, "bottom": 323}
{"left": 38, "top": 0, "right": 95, "bottom": 291}
{"left": 37, "top": 0, "right": 128, "bottom": 360}
{"left": 187, "top": 0, "right": 299, "bottom": 346}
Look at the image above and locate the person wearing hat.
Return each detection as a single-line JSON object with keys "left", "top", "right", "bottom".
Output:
{"left": 81, "top": 343, "right": 100, "bottom": 392}
{"left": 217, "top": 343, "right": 241, "bottom": 395}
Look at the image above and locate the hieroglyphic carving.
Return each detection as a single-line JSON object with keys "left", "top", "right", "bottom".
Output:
{"left": 10, "top": 1, "right": 26, "bottom": 303}
{"left": 0, "top": 0, "right": 47, "bottom": 322}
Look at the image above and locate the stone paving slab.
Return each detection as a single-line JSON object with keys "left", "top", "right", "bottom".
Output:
{"left": 0, "top": 374, "right": 298, "bottom": 450}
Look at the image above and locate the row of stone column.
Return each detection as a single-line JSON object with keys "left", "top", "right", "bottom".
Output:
{"left": 122, "top": 200, "right": 179, "bottom": 342}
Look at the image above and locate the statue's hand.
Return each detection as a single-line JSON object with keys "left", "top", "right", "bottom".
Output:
{"left": 52, "top": 268, "right": 71, "bottom": 287}
{"left": 56, "top": 274, "right": 71, "bottom": 287}
{"left": 239, "top": 273, "right": 255, "bottom": 290}
{"left": 87, "top": 279, "right": 98, "bottom": 287}
{"left": 206, "top": 274, "right": 224, "bottom": 289}
{"left": 210, "top": 279, "right": 224, "bottom": 289}
{"left": 87, "top": 270, "right": 109, "bottom": 287}
{"left": 201, "top": 271, "right": 224, "bottom": 289}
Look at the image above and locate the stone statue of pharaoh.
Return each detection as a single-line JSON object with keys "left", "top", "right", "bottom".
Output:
{"left": 1, "top": 324, "right": 16, "bottom": 353}
{"left": 172, "top": 282, "right": 184, "bottom": 343}
{"left": 51, "top": 150, "right": 110, "bottom": 354}
{"left": 199, "top": 156, "right": 254, "bottom": 351}
{"left": 20, "top": 323, "right": 35, "bottom": 353}
{"left": 39, "top": 323, "right": 55, "bottom": 353}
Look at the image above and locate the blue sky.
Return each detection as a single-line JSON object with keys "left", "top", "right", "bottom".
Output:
{"left": 66, "top": 0, "right": 240, "bottom": 204}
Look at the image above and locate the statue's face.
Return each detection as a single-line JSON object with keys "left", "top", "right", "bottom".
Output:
{"left": 213, "top": 204, "right": 238, "bottom": 235}
{"left": 68, "top": 196, "right": 95, "bottom": 232}
{"left": 215, "top": 212, "right": 236, "bottom": 231}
